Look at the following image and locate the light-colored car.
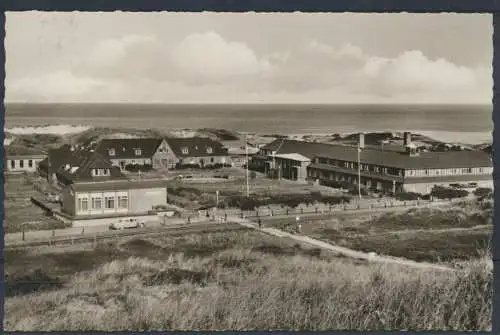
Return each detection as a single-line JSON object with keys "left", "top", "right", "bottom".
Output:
{"left": 109, "top": 218, "right": 145, "bottom": 230}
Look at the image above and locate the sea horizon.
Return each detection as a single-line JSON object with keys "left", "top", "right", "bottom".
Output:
{"left": 4, "top": 102, "right": 493, "bottom": 145}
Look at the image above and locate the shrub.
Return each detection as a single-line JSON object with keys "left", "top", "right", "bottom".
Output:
{"left": 473, "top": 187, "right": 492, "bottom": 199}
{"left": 124, "top": 164, "right": 153, "bottom": 172}
{"left": 431, "top": 186, "right": 469, "bottom": 199}
{"left": 395, "top": 192, "right": 422, "bottom": 201}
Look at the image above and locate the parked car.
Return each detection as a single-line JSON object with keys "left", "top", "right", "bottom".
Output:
{"left": 109, "top": 218, "right": 145, "bottom": 230}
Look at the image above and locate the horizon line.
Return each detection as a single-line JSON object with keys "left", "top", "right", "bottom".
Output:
{"left": 4, "top": 101, "right": 492, "bottom": 106}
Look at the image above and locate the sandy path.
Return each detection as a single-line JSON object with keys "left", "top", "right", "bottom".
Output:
{"left": 229, "top": 215, "right": 457, "bottom": 272}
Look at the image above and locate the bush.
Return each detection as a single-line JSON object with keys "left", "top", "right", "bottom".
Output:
{"left": 175, "top": 163, "right": 201, "bottom": 169}
{"left": 240, "top": 198, "right": 260, "bottom": 211}
{"left": 431, "top": 186, "right": 469, "bottom": 199}
{"left": 473, "top": 187, "right": 492, "bottom": 199}
{"left": 124, "top": 164, "right": 153, "bottom": 172}
{"left": 395, "top": 192, "right": 422, "bottom": 201}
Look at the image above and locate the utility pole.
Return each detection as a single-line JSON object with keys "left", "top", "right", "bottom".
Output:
{"left": 357, "top": 144, "right": 362, "bottom": 200}
{"left": 245, "top": 133, "right": 250, "bottom": 197}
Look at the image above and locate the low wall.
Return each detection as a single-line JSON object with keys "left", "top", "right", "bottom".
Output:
{"left": 71, "top": 214, "right": 162, "bottom": 228}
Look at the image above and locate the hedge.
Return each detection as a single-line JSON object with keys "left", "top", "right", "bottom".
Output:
{"left": 431, "top": 186, "right": 469, "bottom": 199}
{"left": 124, "top": 164, "right": 153, "bottom": 172}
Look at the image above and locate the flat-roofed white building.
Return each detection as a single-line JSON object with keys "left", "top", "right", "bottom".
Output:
{"left": 60, "top": 179, "right": 168, "bottom": 221}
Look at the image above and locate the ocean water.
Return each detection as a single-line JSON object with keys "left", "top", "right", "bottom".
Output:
{"left": 4, "top": 103, "right": 493, "bottom": 144}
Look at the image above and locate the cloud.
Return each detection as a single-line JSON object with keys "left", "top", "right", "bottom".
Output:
{"left": 170, "top": 31, "right": 271, "bottom": 82}
{"left": 6, "top": 33, "right": 492, "bottom": 104}
{"left": 7, "top": 70, "right": 107, "bottom": 102}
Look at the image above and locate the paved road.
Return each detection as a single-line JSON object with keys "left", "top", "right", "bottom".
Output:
{"left": 4, "top": 216, "right": 208, "bottom": 244}
{"left": 229, "top": 215, "right": 456, "bottom": 272}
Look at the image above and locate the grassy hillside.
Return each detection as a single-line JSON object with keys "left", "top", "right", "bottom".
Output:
{"left": 5, "top": 230, "right": 492, "bottom": 331}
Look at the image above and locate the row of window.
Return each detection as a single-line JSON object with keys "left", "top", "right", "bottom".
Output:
{"left": 10, "top": 159, "right": 34, "bottom": 169}
{"left": 108, "top": 148, "right": 143, "bottom": 157}
{"left": 91, "top": 168, "right": 111, "bottom": 177}
{"left": 109, "top": 146, "right": 215, "bottom": 157}
{"left": 315, "top": 157, "right": 403, "bottom": 176}
{"left": 181, "top": 147, "right": 213, "bottom": 155}
{"left": 77, "top": 195, "right": 128, "bottom": 211}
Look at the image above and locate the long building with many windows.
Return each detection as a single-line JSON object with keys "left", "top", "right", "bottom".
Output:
{"left": 253, "top": 132, "right": 493, "bottom": 194}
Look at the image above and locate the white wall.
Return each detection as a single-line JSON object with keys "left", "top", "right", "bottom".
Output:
{"left": 6, "top": 157, "right": 45, "bottom": 173}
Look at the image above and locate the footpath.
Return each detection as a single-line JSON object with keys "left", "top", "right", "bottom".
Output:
{"left": 228, "top": 215, "right": 457, "bottom": 273}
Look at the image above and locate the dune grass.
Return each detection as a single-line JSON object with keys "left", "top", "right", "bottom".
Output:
{"left": 4, "top": 230, "right": 492, "bottom": 331}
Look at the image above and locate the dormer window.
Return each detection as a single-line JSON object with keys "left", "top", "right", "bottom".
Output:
{"left": 108, "top": 148, "right": 116, "bottom": 156}
{"left": 206, "top": 147, "right": 213, "bottom": 154}
{"left": 135, "top": 149, "right": 142, "bottom": 156}
{"left": 181, "top": 147, "right": 189, "bottom": 154}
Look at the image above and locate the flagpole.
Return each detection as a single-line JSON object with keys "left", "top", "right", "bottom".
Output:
{"left": 245, "top": 133, "right": 250, "bottom": 197}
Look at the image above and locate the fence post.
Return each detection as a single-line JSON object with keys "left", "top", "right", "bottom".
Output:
{"left": 81, "top": 227, "right": 85, "bottom": 234}
{"left": 52, "top": 229, "right": 55, "bottom": 237}
{"left": 22, "top": 229, "right": 25, "bottom": 241}
{"left": 286, "top": 208, "right": 289, "bottom": 216}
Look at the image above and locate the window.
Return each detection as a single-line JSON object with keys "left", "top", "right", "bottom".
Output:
{"left": 467, "top": 168, "right": 472, "bottom": 173}
{"left": 27, "top": 160, "right": 33, "bottom": 168}
{"left": 10, "top": 160, "right": 15, "bottom": 169}
{"left": 108, "top": 148, "right": 116, "bottom": 156}
{"left": 105, "top": 196, "right": 115, "bottom": 209}
{"left": 19, "top": 160, "right": 24, "bottom": 168}
{"left": 181, "top": 147, "right": 189, "bottom": 154}
{"left": 211, "top": 158, "right": 215, "bottom": 163}
{"left": 78, "top": 198, "right": 89, "bottom": 211}
{"left": 425, "top": 169, "right": 429, "bottom": 175}
{"left": 103, "top": 169, "right": 109, "bottom": 176}
{"left": 92, "top": 197, "right": 102, "bottom": 210}
{"left": 135, "top": 149, "right": 142, "bottom": 156}
{"left": 206, "top": 147, "right": 213, "bottom": 154}
{"left": 118, "top": 196, "right": 128, "bottom": 209}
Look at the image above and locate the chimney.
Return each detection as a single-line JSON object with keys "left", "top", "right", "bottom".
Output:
{"left": 404, "top": 132, "right": 412, "bottom": 147}
{"left": 358, "top": 133, "right": 365, "bottom": 149}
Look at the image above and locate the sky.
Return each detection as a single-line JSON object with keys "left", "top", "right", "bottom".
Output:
{"left": 5, "top": 12, "right": 493, "bottom": 104}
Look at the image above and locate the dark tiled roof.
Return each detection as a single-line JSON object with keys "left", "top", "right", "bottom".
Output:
{"left": 38, "top": 144, "right": 74, "bottom": 175}
{"left": 261, "top": 139, "right": 338, "bottom": 159}
{"left": 56, "top": 150, "right": 126, "bottom": 184}
{"left": 70, "top": 178, "right": 168, "bottom": 192}
{"left": 165, "top": 137, "right": 228, "bottom": 158}
{"left": 264, "top": 139, "right": 492, "bottom": 170}
{"left": 95, "top": 138, "right": 164, "bottom": 159}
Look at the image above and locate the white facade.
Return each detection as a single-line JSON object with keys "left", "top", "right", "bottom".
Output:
{"left": 6, "top": 155, "right": 46, "bottom": 173}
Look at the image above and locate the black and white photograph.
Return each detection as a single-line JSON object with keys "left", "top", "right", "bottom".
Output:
{"left": 3, "top": 11, "right": 493, "bottom": 331}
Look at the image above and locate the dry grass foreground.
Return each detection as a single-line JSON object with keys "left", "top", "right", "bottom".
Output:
{"left": 5, "top": 230, "right": 492, "bottom": 331}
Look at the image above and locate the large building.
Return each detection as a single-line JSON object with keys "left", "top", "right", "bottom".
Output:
{"left": 60, "top": 178, "right": 168, "bottom": 221}
{"left": 253, "top": 133, "right": 493, "bottom": 194}
{"left": 163, "top": 137, "right": 232, "bottom": 168}
{"left": 38, "top": 145, "right": 126, "bottom": 187}
{"left": 95, "top": 138, "right": 171, "bottom": 170}
{"left": 4, "top": 146, "right": 47, "bottom": 173}
{"left": 95, "top": 137, "right": 232, "bottom": 170}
